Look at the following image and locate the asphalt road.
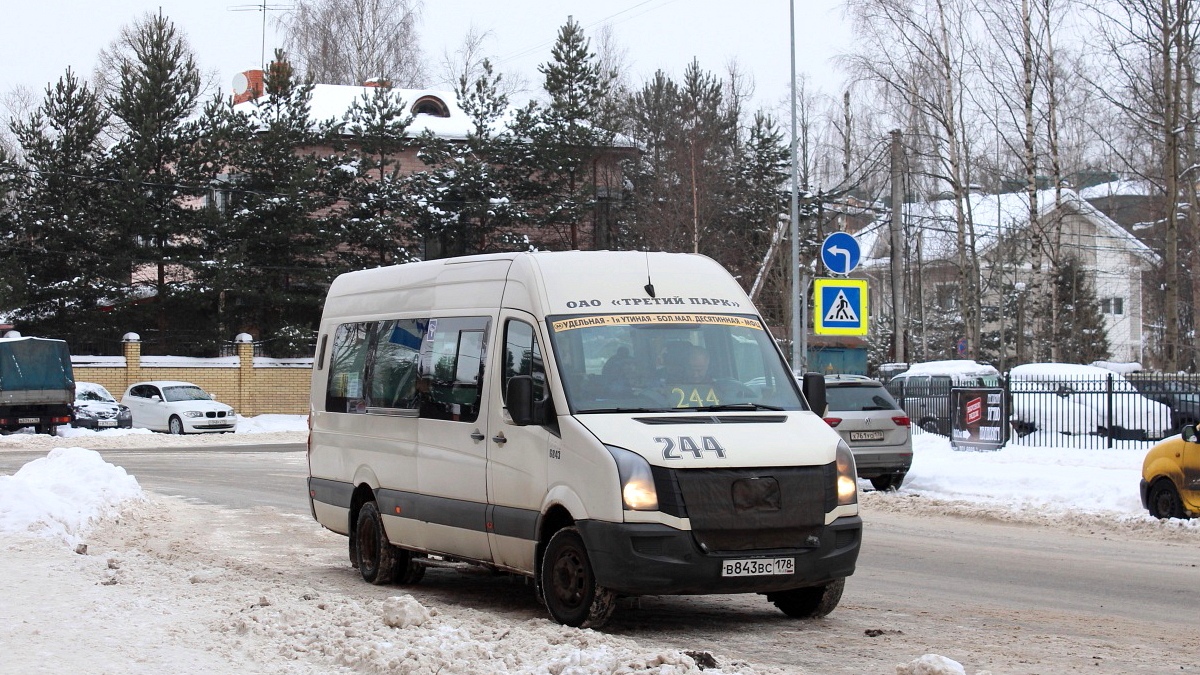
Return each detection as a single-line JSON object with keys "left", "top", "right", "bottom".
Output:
{"left": 0, "top": 443, "right": 311, "bottom": 512}
{"left": 4, "top": 442, "right": 1197, "bottom": 673}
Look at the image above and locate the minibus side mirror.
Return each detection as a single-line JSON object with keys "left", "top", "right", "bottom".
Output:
{"left": 802, "top": 372, "right": 827, "bottom": 417}
{"left": 506, "top": 375, "right": 540, "bottom": 426}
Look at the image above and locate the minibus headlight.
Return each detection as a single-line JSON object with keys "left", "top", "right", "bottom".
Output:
{"left": 836, "top": 440, "right": 858, "bottom": 506}
{"left": 605, "top": 445, "right": 659, "bottom": 511}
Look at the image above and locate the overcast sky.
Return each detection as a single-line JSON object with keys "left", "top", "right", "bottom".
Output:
{"left": 0, "top": 0, "right": 853, "bottom": 115}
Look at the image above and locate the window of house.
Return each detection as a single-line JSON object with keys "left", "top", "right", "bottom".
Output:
{"left": 1101, "top": 297, "right": 1124, "bottom": 315}
{"left": 411, "top": 95, "right": 450, "bottom": 117}
{"left": 935, "top": 284, "right": 959, "bottom": 310}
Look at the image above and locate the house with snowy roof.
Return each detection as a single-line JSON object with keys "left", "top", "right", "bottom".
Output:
{"left": 225, "top": 72, "right": 636, "bottom": 255}
{"left": 854, "top": 187, "right": 1160, "bottom": 364}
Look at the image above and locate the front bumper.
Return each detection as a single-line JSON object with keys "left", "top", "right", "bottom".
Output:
{"left": 72, "top": 416, "right": 133, "bottom": 430}
{"left": 576, "top": 516, "right": 861, "bottom": 596}
{"left": 184, "top": 418, "right": 237, "bottom": 433}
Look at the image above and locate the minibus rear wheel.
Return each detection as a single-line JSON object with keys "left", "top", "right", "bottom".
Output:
{"left": 355, "top": 501, "right": 397, "bottom": 585}
{"left": 540, "top": 527, "right": 616, "bottom": 628}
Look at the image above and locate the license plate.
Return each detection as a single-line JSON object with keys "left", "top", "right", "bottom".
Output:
{"left": 850, "top": 430, "right": 884, "bottom": 441}
{"left": 721, "top": 557, "right": 794, "bottom": 577}
{"left": 98, "top": 420, "right": 117, "bottom": 427}
{"left": 18, "top": 417, "right": 39, "bottom": 424}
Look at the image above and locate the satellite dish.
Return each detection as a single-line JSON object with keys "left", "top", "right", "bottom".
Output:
{"left": 233, "top": 72, "right": 250, "bottom": 94}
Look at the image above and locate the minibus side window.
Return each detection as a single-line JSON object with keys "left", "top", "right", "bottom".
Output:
{"left": 418, "top": 317, "right": 489, "bottom": 423}
{"left": 503, "top": 320, "right": 546, "bottom": 403}
{"left": 366, "top": 319, "right": 424, "bottom": 409}
{"left": 326, "top": 322, "right": 373, "bottom": 413}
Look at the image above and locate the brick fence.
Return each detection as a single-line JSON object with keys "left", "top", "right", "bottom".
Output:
{"left": 72, "top": 338, "right": 313, "bottom": 416}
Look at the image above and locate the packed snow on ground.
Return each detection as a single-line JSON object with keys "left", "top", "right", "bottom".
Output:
{"left": 1, "top": 416, "right": 1194, "bottom": 674}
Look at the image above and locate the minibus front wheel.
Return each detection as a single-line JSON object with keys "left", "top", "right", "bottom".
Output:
{"left": 767, "top": 577, "right": 845, "bottom": 618}
{"left": 540, "top": 527, "right": 616, "bottom": 628}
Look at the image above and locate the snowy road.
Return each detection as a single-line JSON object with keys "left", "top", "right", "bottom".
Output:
{"left": 3, "top": 426, "right": 1198, "bottom": 673}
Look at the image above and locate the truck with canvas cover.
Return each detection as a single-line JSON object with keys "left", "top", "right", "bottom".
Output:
{"left": 0, "top": 336, "right": 76, "bottom": 434}
{"left": 307, "top": 251, "right": 860, "bottom": 628}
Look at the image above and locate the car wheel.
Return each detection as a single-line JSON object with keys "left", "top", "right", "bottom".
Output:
{"left": 870, "top": 473, "right": 905, "bottom": 491}
{"left": 354, "top": 501, "right": 397, "bottom": 584}
{"left": 35, "top": 424, "right": 56, "bottom": 436}
{"left": 919, "top": 418, "right": 940, "bottom": 435}
{"left": 540, "top": 526, "right": 616, "bottom": 628}
{"left": 1148, "top": 479, "right": 1187, "bottom": 519}
{"left": 168, "top": 416, "right": 185, "bottom": 435}
{"left": 768, "top": 578, "right": 845, "bottom": 618}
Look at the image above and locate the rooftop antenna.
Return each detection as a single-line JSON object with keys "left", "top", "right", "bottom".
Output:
{"left": 228, "top": 2, "right": 293, "bottom": 72}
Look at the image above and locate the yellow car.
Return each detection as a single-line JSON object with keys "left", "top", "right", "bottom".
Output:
{"left": 1141, "top": 425, "right": 1200, "bottom": 519}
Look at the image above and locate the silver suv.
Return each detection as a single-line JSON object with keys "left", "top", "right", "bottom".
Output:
{"left": 823, "top": 375, "right": 912, "bottom": 491}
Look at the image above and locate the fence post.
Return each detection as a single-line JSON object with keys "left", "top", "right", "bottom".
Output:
{"left": 121, "top": 332, "right": 141, "bottom": 392}
{"left": 1106, "top": 373, "right": 1114, "bottom": 449}
{"left": 236, "top": 333, "right": 254, "bottom": 417}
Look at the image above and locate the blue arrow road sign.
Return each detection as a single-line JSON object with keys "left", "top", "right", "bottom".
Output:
{"left": 820, "top": 232, "right": 861, "bottom": 275}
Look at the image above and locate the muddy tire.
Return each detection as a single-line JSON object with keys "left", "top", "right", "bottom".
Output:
{"left": 768, "top": 578, "right": 845, "bottom": 618}
{"left": 870, "top": 473, "right": 905, "bottom": 491}
{"left": 355, "top": 501, "right": 397, "bottom": 584}
{"left": 1148, "top": 479, "right": 1186, "bottom": 519}
{"left": 540, "top": 527, "right": 616, "bottom": 628}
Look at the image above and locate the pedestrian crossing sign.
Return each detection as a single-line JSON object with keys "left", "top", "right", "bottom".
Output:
{"left": 814, "top": 279, "right": 868, "bottom": 336}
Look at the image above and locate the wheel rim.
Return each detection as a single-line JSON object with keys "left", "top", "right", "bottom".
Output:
{"left": 550, "top": 545, "right": 588, "bottom": 610}
{"left": 358, "top": 515, "right": 379, "bottom": 571}
{"left": 170, "top": 418, "right": 182, "bottom": 434}
{"left": 1152, "top": 485, "right": 1178, "bottom": 517}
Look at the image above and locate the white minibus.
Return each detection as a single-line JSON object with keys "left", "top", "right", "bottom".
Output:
{"left": 307, "top": 251, "right": 860, "bottom": 627}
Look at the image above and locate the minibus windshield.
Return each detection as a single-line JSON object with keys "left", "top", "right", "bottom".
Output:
{"left": 546, "top": 313, "right": 805, "bottom": 413}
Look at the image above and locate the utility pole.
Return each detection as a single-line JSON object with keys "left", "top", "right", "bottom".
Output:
{"left": 789, "top": 0, "right": 803, "bottom": 372}
{"left": 889, "top": 130, "right": 906, "bottom": 364}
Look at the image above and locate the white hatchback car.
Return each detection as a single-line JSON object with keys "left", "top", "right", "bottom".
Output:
{"left": 120, "top": 381, "right": 237, "bottom": 434}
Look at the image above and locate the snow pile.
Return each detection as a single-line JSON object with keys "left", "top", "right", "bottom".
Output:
{"left": 0, "top": 446, "right": 143, "bottom": 544}
{"left": 380, "top": 594, "right": 431, "bottom": 628}
{"left": 903, "top": 433, "right": 1146, "bottom": 514}
{"left": 896, "top": 654, "right": 990, "bottom": 675}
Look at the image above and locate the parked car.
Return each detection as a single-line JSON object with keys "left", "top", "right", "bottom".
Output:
{"left": 824, "top": 374, "right": 912, "bottom": 491}
{"left": 1009, "top": 364, "right": 1172, "bottom": 441}
{"left": 120, "top": 381, "right": 236, "bottom": 434}
{"left": 885, "top": 360, "right": 1000, "bottom": 435}
{"left": 1125, "top": 374, "right": 1200, "bottom": 433}
{"left": 71, "top": 381, "right": 132, "bottom": 430}
{"left": 1140, "top": 425, "right": 1199, "bottom": 519}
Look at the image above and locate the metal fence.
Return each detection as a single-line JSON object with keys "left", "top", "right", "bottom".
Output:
{"left": 893, "top": 372, "right": 1200, "bottom": 449}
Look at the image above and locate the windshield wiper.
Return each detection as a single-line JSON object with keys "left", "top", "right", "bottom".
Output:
{"left": 582, "top": 407, "right": 676, "bottom": 414}
{"left": 691, "top": 403, "right": 785, "bottom": 412}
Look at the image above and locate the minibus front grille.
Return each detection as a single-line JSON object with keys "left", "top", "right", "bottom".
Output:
{"left": 652, "top": 465, "right": 835, "bottom": 552}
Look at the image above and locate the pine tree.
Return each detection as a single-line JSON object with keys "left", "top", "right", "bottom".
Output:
{"left": 406, "top": 59, "right": 528, "bottom": 258}
{"left": 212, "top": 51, "right": 340, "bottom": 356}
{"left": 524, "top": 18, "right": 618, "bottom": 250}
{"left": 1053, "top": 256, "right": 1110, "bottom": 364}
{"left": 104, "top": 11, "right": 206, "bottom": 351}
{"left": 8, "top": 69, "right": 115, "bottom": 348}
{"left": 333, "top": 85, "right": 418, "bottom": 269}
{"left": 623, "top": 62, "right": 739, "bottom": 256}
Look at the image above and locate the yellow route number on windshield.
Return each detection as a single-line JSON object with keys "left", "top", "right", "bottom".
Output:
{"left": 672, "top": 386, "right": 719, "bottom": 407}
